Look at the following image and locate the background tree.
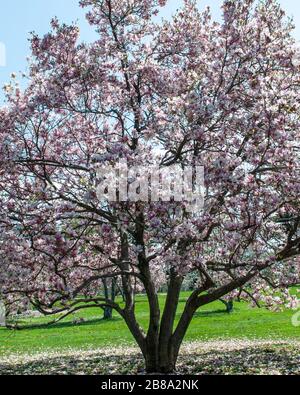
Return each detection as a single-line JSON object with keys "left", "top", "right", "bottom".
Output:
{"left": 0, "top": 0, "right": 299, "bottom": 373}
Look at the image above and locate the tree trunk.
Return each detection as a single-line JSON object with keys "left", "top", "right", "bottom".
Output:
{"left": 144, "top": 340, "right": 177, "bottom": 374}
{"left": 220, "top": 299, "right": 234, "bottom": 314}
{"left": 124, "top": 272, "right": 258, "bottom": 374}
{"left": 0, "top": 300, "right": 6, "bottom": 327}
{"left": 145, "top": 356, "right": 176, "bottom": 374}
{"left": 102, "top": 278, "right": 116, "bottom": 320}
{"left": 103, "top": 306, "right": 113, "bottom": 320}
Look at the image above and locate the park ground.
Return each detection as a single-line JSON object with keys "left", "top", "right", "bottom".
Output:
{"left": 0, "top": 292, "right": 299, "bottom": 375}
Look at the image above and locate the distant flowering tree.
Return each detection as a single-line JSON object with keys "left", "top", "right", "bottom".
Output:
{"left": 0, "top": 0, "right": 299, "bottom": 373}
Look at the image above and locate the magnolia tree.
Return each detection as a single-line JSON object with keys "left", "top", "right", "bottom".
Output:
{"left": 0, "top": 0, "right": 300, "bottom": 373}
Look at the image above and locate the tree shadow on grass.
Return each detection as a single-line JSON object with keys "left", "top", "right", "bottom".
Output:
{"left": 0, "top": 353, "right": 144, "bottom": 375}
{"left": 7, "top": 316, "right": 123, "bottom": 331}
{"left": 193, "top": 309, "right": 230, "bottom": 318}
{"left": 177, "top": 345, "right": 300, "bottom": 375}
{"left": 0, "top": 344, "right": 298, "bottom": 375}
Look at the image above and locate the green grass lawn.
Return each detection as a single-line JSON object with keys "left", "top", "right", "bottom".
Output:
{"left": 0, "top": 292, "right": 299, "bottom": 357}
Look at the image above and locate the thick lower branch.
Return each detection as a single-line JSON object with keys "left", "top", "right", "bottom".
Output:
{"left": 172, "top": 271, "right": 257, "bottom": 358}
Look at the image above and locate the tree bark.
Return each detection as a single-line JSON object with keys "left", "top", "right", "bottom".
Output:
{"left": 102, "top": 279, "right": 116, "bottom": 320}
{"left": 0, "top": 300, "right": 6, "bottom": 327}
{"left": 140, "top": 271, "right": 183, "bottom": 373}
{"left": 220, "top": 299, "right": 234, "bottom": 314}
{"left": 145, "top": 344, "right": 176, "bottom": 374}
{"left": 157, "top": 272, "right": 183, "bottom": 373}
{"left": 103, "top": 306, "right": 113, "bottom": 320}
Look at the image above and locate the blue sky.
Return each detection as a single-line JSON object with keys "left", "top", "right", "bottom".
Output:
{"left": 0, "top": 0, "right": 300, "bottom": 103}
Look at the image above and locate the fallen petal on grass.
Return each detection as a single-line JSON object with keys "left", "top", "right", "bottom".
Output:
{"left": 0, "top": 340, "right": 299, "bottom": 375}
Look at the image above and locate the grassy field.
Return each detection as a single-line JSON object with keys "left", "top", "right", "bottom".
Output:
{"left": 0, "top": 292, "right": 299, "bottom": 358}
